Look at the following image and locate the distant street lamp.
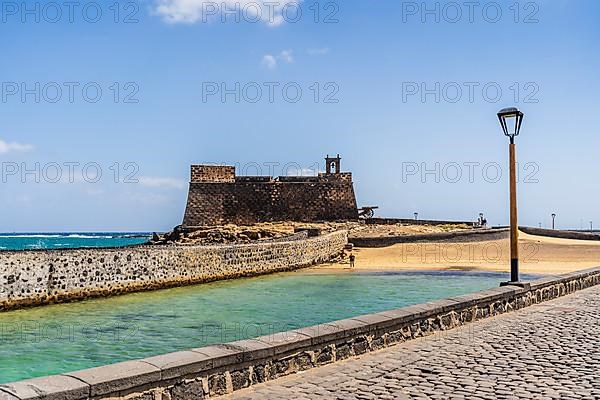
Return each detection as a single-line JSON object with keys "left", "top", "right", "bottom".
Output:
{"left": 591, "top": 221, "right": 594, "bottom": 232}
{"left": 498, "top": 107, "right": 524, "bottom": 285}
{"left": 414, "top": 212, "right": 419, "bottom": 221}
{"left": 552, "top": 213, "right": 556, "bottom": 230}
{"left": 539, "top": 223, "right": 542, "bottom": 228}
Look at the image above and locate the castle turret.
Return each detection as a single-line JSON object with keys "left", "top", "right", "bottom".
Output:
{"left": 325, "top": 154, "right": 342, "bottom": 174}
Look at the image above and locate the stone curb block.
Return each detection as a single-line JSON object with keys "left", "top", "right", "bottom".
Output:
{"left": 0, "top": 375, "right": 89, "bottom": 400}
{"left": 253, "top": 331, "right": 313, "bottom": 356}
{"left": 226, "top": 339, "right": 275, "bottom": 362}
{"left": 64, "top": 361, "right": 160, "bottom": 397}
{"left": 292, "top": 323, "right": 347, "bottom": 346}
{"left": 142, "top": 351, "right": 214, "bottom": 381}
{"left": 191, "top": 345, "right": 244, "bottom": 369}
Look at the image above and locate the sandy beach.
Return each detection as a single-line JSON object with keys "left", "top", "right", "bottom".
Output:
{"left": 313, "top": 231, "right": 600, "bottom": 275}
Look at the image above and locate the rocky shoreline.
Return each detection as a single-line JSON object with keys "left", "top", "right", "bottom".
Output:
{"left": 150, "top": 221, "right": 473, "bottom": 247}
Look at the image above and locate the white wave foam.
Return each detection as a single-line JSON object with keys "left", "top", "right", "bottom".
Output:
{"left": 0, "top": 234, "right": 115, "bottom": 239}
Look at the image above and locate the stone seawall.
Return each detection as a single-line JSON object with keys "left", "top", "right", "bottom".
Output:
{"left": 2, "top": 266, "right": 599, "bottom": 400}
{"left": 0, "top": 231, "right": 348, "bottom": 311}
{"left": 366, "top": 218, "right": 474, "bottom": 226}
{"left": 520, "top": 226, "right": 600, "bottom": 241}
{"left": 350, "top": 228, "right": 509, "bottom": 248}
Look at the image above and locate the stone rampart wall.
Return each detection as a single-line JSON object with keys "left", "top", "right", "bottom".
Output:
{"left": 350, "top": 228, "right": 509, "bottom": 248}
{"left": 0, "top": 231, "right": 348, "bottom": 311}
{"left": 520, "top": 227, "right": 600, "bottom": 241}
{"left": 366, "top": 218, "right": 474, "bottom": 226}
{"left": 191, "top": 166, "right": 236, "bottom": 183}
{"left": 183, "top": 173, "right": 359, "bottom": 227}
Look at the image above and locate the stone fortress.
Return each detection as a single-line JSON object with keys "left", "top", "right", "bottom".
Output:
{"left": 182, "top": 155, "right": 359, "bottom": 227}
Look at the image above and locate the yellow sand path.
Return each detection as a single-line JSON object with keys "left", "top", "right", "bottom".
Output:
{"left": 310, "top": 231, "right": 600, "bottom": 275}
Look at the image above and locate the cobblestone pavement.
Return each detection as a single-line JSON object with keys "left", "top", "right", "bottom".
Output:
{"left": 223, "top": 286, "right": 600, "bottom": 399}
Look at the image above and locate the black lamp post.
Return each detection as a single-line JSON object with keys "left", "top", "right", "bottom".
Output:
{"left": 498, "top": 107, "right": 525, "bottom": 286}
{"left": 552, "top": 213, "right": 556, "bottom": 230}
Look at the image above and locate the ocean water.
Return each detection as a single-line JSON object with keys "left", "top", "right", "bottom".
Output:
{"left": 0, "top": 233, "right": 151, "bottom": 251}
{"left": 0, "top": 270, "right": 540, "bottom": 383}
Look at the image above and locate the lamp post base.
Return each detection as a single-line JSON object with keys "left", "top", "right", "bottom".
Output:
{"left": 500, "top": 281, "right": 531, "bottom": 289}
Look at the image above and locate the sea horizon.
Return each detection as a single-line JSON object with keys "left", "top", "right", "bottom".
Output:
{"left": 0, "top": 232, "right": 152, "bottom": 251}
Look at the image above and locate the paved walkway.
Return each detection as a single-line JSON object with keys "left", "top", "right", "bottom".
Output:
{"left": 222, "top": 286, "right": 600, "bottom": 399}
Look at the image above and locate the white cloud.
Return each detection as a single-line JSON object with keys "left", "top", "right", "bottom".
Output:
{"left": 0, "top": 139, "right": 34, "bottom": 154}
{"left": 261, "top": 49, "right": 294, "bottom": 69}
{"left": 15, "top": 194, "right": 33, "bottom": 204}
{"left": 138, "top": 176, "right": 186, "bottom": 189}
{"left": 0, "top": 194, "right": 33, "bottom": 207}
{"left": 279, "top": 49, "right": 294, "bottom": 63}
{"left": 124, "top": 192, "right": 172, "bottom": 205}
{"left": 153, "top": 0, "right": 302, "bottom": 27}
{"left": 86, "top": 188, "right": 106, "bottom": 196}
{"left": 307, "top": 48, "right": 329, "bottom": 56}
{"left": 262, "top": 54, "right": 278, "bottom": 70}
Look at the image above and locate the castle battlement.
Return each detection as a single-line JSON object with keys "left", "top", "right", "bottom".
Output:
{"left": 182, "top": 155, "right": 359, "bottom": 227}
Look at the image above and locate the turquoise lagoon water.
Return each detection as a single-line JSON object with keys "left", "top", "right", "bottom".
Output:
{"left": 0, "top": 270, "right": 538, "bottom": 384}
{"left": 0, "top": 233, "right": 151, "bottom": 250}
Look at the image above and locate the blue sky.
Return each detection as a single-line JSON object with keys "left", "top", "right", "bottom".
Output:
{"left": 0, "top": 0, "right": 599, "bottom": 232}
